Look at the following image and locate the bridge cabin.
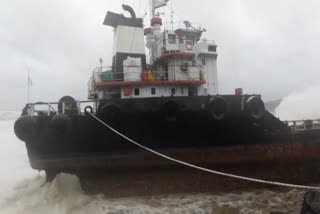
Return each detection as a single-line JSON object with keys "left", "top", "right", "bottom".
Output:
{"left": 88, "top": 4, "right": 219, "bottom": 101}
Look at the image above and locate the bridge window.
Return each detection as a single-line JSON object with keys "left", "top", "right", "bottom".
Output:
{"left": 208, "top": 45, "right": 216, "bottom": 52}
{"left": 151, "top": 88, "right": 156, "bottom": 95}
{"left": 202, "top": 58, "right": 206, "bottom": 65}
{"left": 186, "top": 36, "right": 194, "bottom": 43}
{"left": 168, "top": 34, "right": 176, "bottom": 44}
{"left": 171, "top": 88, "right": 176, "bottom": 95}
{"left": 134, "top": 88, "right": 140, "bottom": 96}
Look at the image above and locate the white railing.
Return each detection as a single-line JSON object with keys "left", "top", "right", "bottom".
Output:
{"left": 24, "top": 100, "right": 97, "bottom": 117}
{"left": 284, "top": 120, "right": 320, "bottom": 132}
{"left": 163, "top": 21, "right": 203, "bottom": 32}
{"left": 90, "top": 66, "right": 203, "bottom": 83}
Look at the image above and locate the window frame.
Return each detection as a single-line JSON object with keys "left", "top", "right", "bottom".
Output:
{"left": 151, "top": 88, "right": 156, "bottom": 95}
{"left": 208, "top": 45, "right": 216, "bottom": 52}
{"left": 134, "top": 88, "right": 140, "bottom": 96}
{"left": 171, "top": 88, "right": 176, "bottom": 95}
{"left": 168, "top": 34, "right": 177, "bottom": 44}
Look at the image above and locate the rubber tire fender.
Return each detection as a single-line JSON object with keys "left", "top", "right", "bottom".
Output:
{"left": 14, "top": 116, "right": 37, "bottom": 142}
{"left": 206, "top": 96, "right": 227, "bottom": 120}
{"left": 246, "top": 96, "right": 265, "bottom": 120}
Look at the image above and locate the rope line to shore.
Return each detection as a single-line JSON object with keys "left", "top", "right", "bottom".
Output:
{"left": 89, "top": 112, "right": 320, "bottom": 191}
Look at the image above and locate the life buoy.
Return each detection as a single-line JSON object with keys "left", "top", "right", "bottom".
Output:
{"left": 185, "top": 40, "right": 193, "bottom": 50}
{"left": 123, "top": 87, "right": 132, "bottom": 96}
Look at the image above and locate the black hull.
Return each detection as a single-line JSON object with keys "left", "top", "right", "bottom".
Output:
{"left": 16, "top": 95, "right": 320, "bottom": 196}
{"left": 22, "top": 95, "right": 288, "bottom": 158}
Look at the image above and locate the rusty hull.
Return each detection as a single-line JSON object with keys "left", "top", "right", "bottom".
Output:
{"left": 30, "top": 137, "right": 320, "bottom": 197}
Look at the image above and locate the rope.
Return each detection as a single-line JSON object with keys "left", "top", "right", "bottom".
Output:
{"left": 88, "top": 112, "right": 320, "bottom": 191}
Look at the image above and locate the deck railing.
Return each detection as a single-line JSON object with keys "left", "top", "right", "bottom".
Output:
{"left": 163, "top": 21, "right": 203, "bottom": 32}
{"left": 285, "top": 120, "right": 320, "bottom": 132}
{"left": 24, "top": 100, "right": 98, "bottom": 117}
{"left": 22, "top": 102, "right": 320, "bottom": 134}
{"left": 90, "top": 66, "right": 203, "bottom": 83}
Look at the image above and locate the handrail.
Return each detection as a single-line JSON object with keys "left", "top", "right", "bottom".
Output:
{"left": 24, "top": 101, "right": 320, "bottom": 133}
{"left": 284, "top": 120, "right": 320, "bottom": 132}
{"left": 24, "top": 100, "right": 99, "bottom": 117}
{"left": 163, "top": 21, "right": 203, "bottom": 32}
{"left": 91, "top": 66, "right": 203, "bottom": 83}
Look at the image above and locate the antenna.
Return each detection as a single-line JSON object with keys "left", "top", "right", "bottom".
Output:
{"left": 170, "top": 0, "right": 174, "bottom": 31}
{"left": 27, "top": 67, "right": 31, "bottom": 104}
{"left": 99, "top": 58, "right": 103, "bottom": 72}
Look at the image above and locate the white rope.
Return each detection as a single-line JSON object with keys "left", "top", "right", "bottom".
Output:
{"left": 89, "top": 112, "right": 320, "bottom": 191}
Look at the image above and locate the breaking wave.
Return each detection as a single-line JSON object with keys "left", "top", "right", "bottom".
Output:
{"left": 0, "top": 173, "right": 305, "bottom": 214}
{"left": 275, "top": 85, "right": 320, "bottom": 121}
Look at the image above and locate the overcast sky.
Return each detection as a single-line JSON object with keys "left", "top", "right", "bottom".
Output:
{"left": 1, "top": 0, "right": 320, "bottom": 110}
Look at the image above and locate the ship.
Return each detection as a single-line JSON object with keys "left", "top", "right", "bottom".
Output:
{"left": 14, "top": 1, "right": 320, "bottom": 197}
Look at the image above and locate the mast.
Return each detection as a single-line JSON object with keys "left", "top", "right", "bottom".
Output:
{"left": 150, "top": 0, "right": 170, "bottom": 17}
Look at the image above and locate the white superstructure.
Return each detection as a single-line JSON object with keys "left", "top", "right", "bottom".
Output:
{"left": 89, "top": 1, "right": 219, "bottom": 100}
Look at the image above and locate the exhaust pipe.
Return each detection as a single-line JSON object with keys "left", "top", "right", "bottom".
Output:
{"left": 122, "top": 4, "right": 136, "bottom": 19}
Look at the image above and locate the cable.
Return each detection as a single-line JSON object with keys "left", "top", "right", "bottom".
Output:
{"left": 88, "top": 112, "right": 320, "bottom": 191}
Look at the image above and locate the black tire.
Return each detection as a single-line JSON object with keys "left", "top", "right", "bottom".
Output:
{"left": 14, "top": 116, "right": 37, "bottom": 142}
{"left": 206, "top": 96, "right": 227, "bottom": 120}
{"left": 246, "top": 96, "right": 265, "bottom": 120}
{"left": 50, "top": 114, "right": 72, "bottom": 136}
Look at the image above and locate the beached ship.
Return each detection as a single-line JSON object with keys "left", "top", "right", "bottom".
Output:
{"left": 14, "top": 1, "right": 320, "bottom": 196}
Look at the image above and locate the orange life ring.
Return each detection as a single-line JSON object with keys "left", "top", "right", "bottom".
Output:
{"left": 123, "top": 87, "right": 132, "bottom": 96}
{"left": 185, "top": 40, "right": 193, "bottom": 50}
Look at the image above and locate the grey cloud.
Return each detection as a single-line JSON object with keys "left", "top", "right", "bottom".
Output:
{"left": 1, "top": 0, "right": 320, "bottom": 109}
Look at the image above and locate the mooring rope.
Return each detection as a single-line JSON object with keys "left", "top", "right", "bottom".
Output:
{"left": 89, "top": 112, "right": 320, "bottom": 191}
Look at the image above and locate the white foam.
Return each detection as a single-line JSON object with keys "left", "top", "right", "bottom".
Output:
{"left": 0, "top": 111, "right": 20, "bottom": 121}
{"left": 275, "top": 85, "right": 320, "bottom": 120}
